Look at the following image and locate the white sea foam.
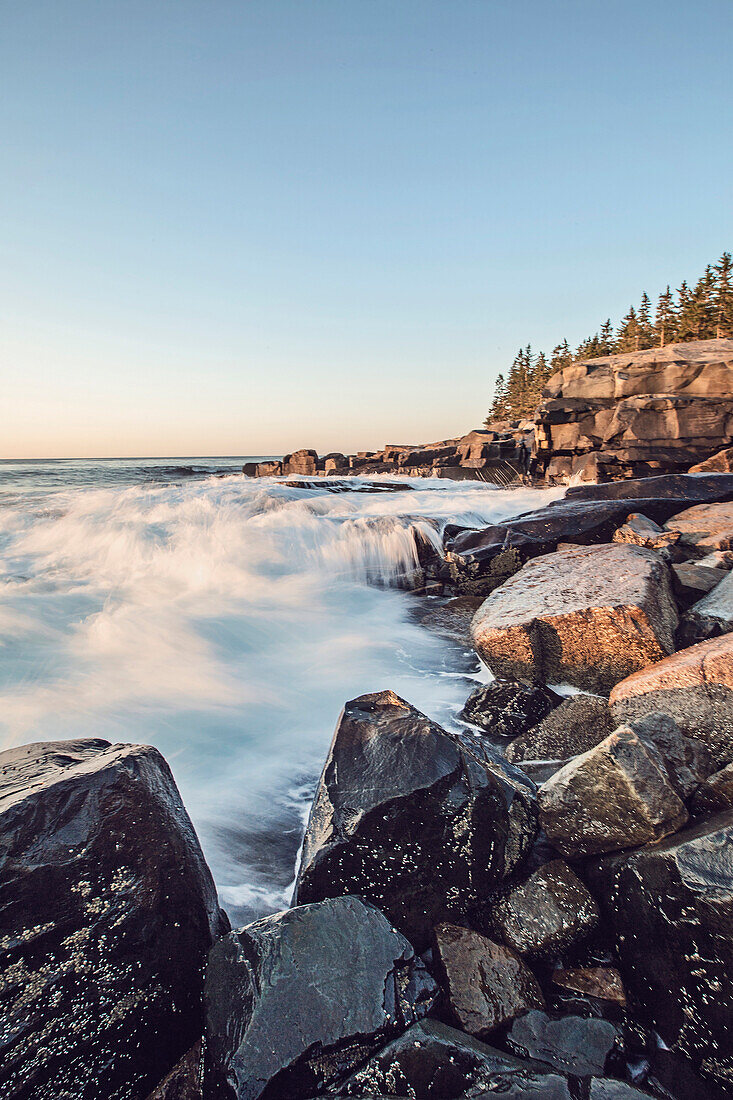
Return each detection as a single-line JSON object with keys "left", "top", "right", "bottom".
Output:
{"left": 0, "top": 469, "right": 561, "bottom": 921}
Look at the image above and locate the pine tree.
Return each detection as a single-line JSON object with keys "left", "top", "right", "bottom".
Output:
{"left": 638, "top": 292, "right": 654, "bottom": 348}
{"left": 713, "top": 252, "right": 733, "bottom": 338}
{"left": 655, "top": 286, "right": 676, "bottom": 347}
{"left": 616, "top": 306, "right": 640, "bottom": 352}
{"left": 485, "top": 373, "right": 508, "bottom": 424}
{"left": 599, "top": 319, "right": 616, "bottom": 355}
{"left": 550, "top": 339, "right": 573, "bottom": 373}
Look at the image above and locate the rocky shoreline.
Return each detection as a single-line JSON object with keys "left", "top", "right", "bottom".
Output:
{"left": 3, "top": 466, "right": 733, "bottom": 1099}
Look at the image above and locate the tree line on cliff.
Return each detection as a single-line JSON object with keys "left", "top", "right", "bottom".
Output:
{"left": 487, "top": 251, "right": 733, "bottom": 422}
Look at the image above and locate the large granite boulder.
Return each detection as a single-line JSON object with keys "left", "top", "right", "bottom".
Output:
{"left": 505, "top": 694, "right": 615, "bottom": 763}
{"left": 610, "top": 633, "right": 733, "bottom": 765}
{"left": 538, "top": 728, "right": 688, "bottom": 857}
{"left": 588, "top": 810, "right": 733, "bottom": 1082}
{"left": 282, "top": 448, "right": 319, "bottom": 475}
{"left": 487, "top": 859, "right": 599, "bottom": 958}
{"left": 205, "top": 896, "right": 436, "bottom": 1099}
{"left": 471, "top": 544, "right": 677, "bottom": 693}
{"left": 432, "top": 923, "right": 544, "bottom": 1037}
{"left": 293, "top": 692, "right": 537, "bottom": 949}
{"left": 0, "top": 739, "right": 227, "bottom": 1100}
{"left": 334, "top": 1019, "right": 573, "bottom": 1099}
{"left": 664, "top": 500, "right": 733, "bottom": 553}
{"left": 625, "top": 713, "right": 716, "bottom": 800}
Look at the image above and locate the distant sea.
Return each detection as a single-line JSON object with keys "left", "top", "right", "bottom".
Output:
{"left": 0, "top": 457, "right": 559, "bottom": 923}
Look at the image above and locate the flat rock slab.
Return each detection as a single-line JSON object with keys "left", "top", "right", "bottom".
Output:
{"left": 610, "top": 632, "right": 733, "bottom": 765}
{"left": 588, "top": 811, "right": 733, "bottom": 1072}
{"left": 0, "top": 739, "right": 226, "bottom": 1100}
{"left": 293, "top": 691, "right": 537, "bottom": 950}
{"left": 506, "top": 1009, "right": 620, "bottom": 1077}
{"left": 471, "top": 544, "right": 678, "bottom": 693}
{"left": 204, "top": 897, "right": 437, "bottom": 1100}
{"left": 487, "top": 859, "right": 599, "bottom": 958}
{"left": 333, "top": 1019, "right": 573, "bottom": 1099}
{"left": 432, "top": 923, "right": 544, "bottom": 1037}
{"left": 538, "top": 728, "right": 688, "bottom": 857}
{"left": 664, "top": 500, "right": 733, "bottom": 551}
{"left": 552, "top": 966, "right": 626, "bottom": 1008}
{"left": 505, "top": 694, "right": 615, "bottom": 763}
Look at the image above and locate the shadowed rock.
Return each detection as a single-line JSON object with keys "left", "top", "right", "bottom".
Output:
{"left": 432, "top": 923, "right": 544, "bottom": 1037}
{"left": 551, "top": 966, "right": 626, "bottom": 1008}
{"left": 147, "top": 1044, "right": 203, "bottom": 1100}
{"left": 461, "top": 679, "right": 561, "bottom": 738}
{"left": 664, "top": 500, "right": 733, "bottom": 553}
{"left": 678, "top": 567, "right": 733, "bottom": 646}
{"left": 690, "top": 446, "right": 733, "bottom": 473}
{"left": 506, "top": 1009, "right": 621, "bottom": 1077}
{"left": 610, "top": 633, "right": 733, "bottom": 765}
{"left": 690, "top": 763, "right": 733, "bottom": 815}
{"left": 613, "top": 512, "right": 680, "bottom": 550}
{"left": 471, "top": 544, "right": 677, "bottom": 693}
{"left": 333, "top": 1019, "right": 573, "bottom": 1098}
{"left": 487, "top": 859, "right": 599, "bottom": 958}
{"left": 0, "top": 739, "right": 227, "bottom": 1100}
{"left": 204, "top": 897, "right": 437, "bottom": 1100}
{"left": 625, "top": 712, "right": 716, "bottom": 800}
{"left": 672, "top": 562, "right": 728, "bottom": 608}
{"left": 588, "top": 811, "right": 733, "bottom": 1076}
{"left": 538, "top": 728, "right": 688, "bottom": 857}
{"left": 505, "top": 694, "right": 615, "bottom": 763}
{"left": 293, "top": 691, "right": 537, "bottom": 949}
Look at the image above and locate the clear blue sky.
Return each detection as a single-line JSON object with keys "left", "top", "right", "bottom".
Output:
{"left": 2, "top": 0, "right": 732, "bottom": 458}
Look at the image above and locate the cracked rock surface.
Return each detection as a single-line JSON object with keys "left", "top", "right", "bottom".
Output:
{"left": 293, "top": 691, "right": 538, "bottom": 949}
{"left": 0, "top": 738, "right": 226, "bottom": 1100}
{"left": 203, "top": 896, "right": 437, "bottom": 1100}
{"left": 487, "top": 859, "right": 599, "bottom": 958}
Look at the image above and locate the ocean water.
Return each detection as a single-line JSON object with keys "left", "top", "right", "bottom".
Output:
{"left": 0, "top": 457, "right": 561, "bottom": 923}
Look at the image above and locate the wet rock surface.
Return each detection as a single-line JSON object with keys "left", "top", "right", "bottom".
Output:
{"left": 204, "top": 896, "right": 437, "bottom": 1100}
{"left": 609, "top": 632, "right": 733, "bottom": 765}
{"left": 471, "top": 544, "right": 677, "bottom": 693}
{"left": 551, "top": 966, "right": 626, "bottom": 1008}
{"left": 333, "top": 1019, "right": 573, "bottom": 1099}
{"left": 505, "top": 694, "right": 615, "bottom": 763}
{"left": 677, "top": 566, "right": 733, "bottom": 646}
{"left": 625, "top": 712, "right": 716, "bottom": 800}
{"left": 0, "top": 739, "right": 227, "bottom": 1100}
{"left": 487, "top": 859, "right": 599, "bottom": 958}
{"left": 690, "top": 762, "right": 733, "bottom": 815}
{"left": 589, "top": 810, "right": 733, "bottom": 1075}
{"left": 461, "top": 679, "right": 561, "bottom": 738}
{"left": 432, "top": 923, "right": 544, "bottom": 1037}
{"left": 505, "top": 1009, "right": 620, "bottom": 1077}
{"left": 414, "top": 595, "right": 483, "bottom": 646}
{"left": 147, "top": 1044, "right": 203, "bottom": 1100}
{"left": 538, "top": 728, "right": 688, "bottom": 857}
{"left": 293, "top": 691, "right": 537, "bottom": 949}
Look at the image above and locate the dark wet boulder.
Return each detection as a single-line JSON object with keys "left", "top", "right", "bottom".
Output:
{"left": 334, "top": 1019, "right": 572, "bottom": 1098}
{"left": 471, "top": 544, "right": 677, "bottom": 694}
{"left": 565, "top": 473, "right": 733, "bottom": 507}
{"left": 588, "top": 1082, "right": 654, "bottom": 1099}
{"left": 146, "top": 1044, "right": 203, "bottom": 1100}
{"left": 506, "top": 1009, "right": 621, "bottom": 1077}
{"left": 204, "top": 896, "right": 437, "bottom": 1100}
{"left": 487, "top": 859, "right": 599, "bottom": 958}
{"left": 588, "top": 810, "right": 733, "bottom": 1075}
{"left": 610, "top": 632, "right": 733, "bottom": 766}
{"left": 414, "top": 595, "right": 483, "bottom": 646}
{"left": 0, "top": 739, "right": 227, "bottom": 1100}
{"left": 505, "top": 694, "right": 615, "bottom": 763}
{"left": 538, "top": 728, "right": 688, "bottom": 857}
{"left": 461, "top": 679, "right": 561, "bottom": 738}
{"left": 293, "top": 691, "right": 537, "bottom": 949}
{"left": 551, "top": 966, "right": 626, "bottom": 1009}
{"left": 432, "top": 923, "right": 544, "bottom": 1037}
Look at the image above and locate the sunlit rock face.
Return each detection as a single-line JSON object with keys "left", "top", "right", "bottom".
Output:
{"left": 534, "top": 338, "right": 733, "bottom": 482}
{"left": 470, "top": 543, "right": 677, "bottom": 693}
{"left": 293, "top": 690, "right": 538, "bottom": 950}
{"left": 203, "top": 896, "right": 437, "bottom": 1100}
{"left": 0, "top": 739, "right": 227, "bottom": 1100}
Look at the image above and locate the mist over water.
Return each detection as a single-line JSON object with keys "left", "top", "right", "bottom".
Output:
{"left": 0, "top": 458, "right": 560, "bottom": 923}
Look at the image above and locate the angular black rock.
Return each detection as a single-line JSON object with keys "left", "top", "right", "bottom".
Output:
{"left": 588, "top": 810, "right": 733, "bottom": 1072}
{"left": 488, "top": 859, "right": 600, "bottom": 958}
{"left": 588, "top": 1082, "right": 655, "bottom": 1099}
{"left": 626, "top": 712, "right": 716, "bottom": 800}
{"left": 203, "top": 896, "right": 437, "bottom": 1100}
{"left": 461, "top": 679, "right": 561, "bottom": 738}
{"left": 333, "top": 1019, "right": 572, "bottom": 1098}
{"left": 506, "top": 1009, "right": 621, "bottom": 1077}
{"left": 0, "top": 739, "right": 227, "bottom": 1100}
{"left": 294, "top": 691, "right": 538, "bottom": 949}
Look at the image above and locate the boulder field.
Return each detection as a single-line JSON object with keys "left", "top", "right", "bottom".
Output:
{"left": 3, "top": 474, "right": 733, "bottom": 1100}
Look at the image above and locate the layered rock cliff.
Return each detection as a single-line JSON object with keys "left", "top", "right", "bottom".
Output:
{"left": 533, "top": 338, "right": 733, "bottom": 483}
